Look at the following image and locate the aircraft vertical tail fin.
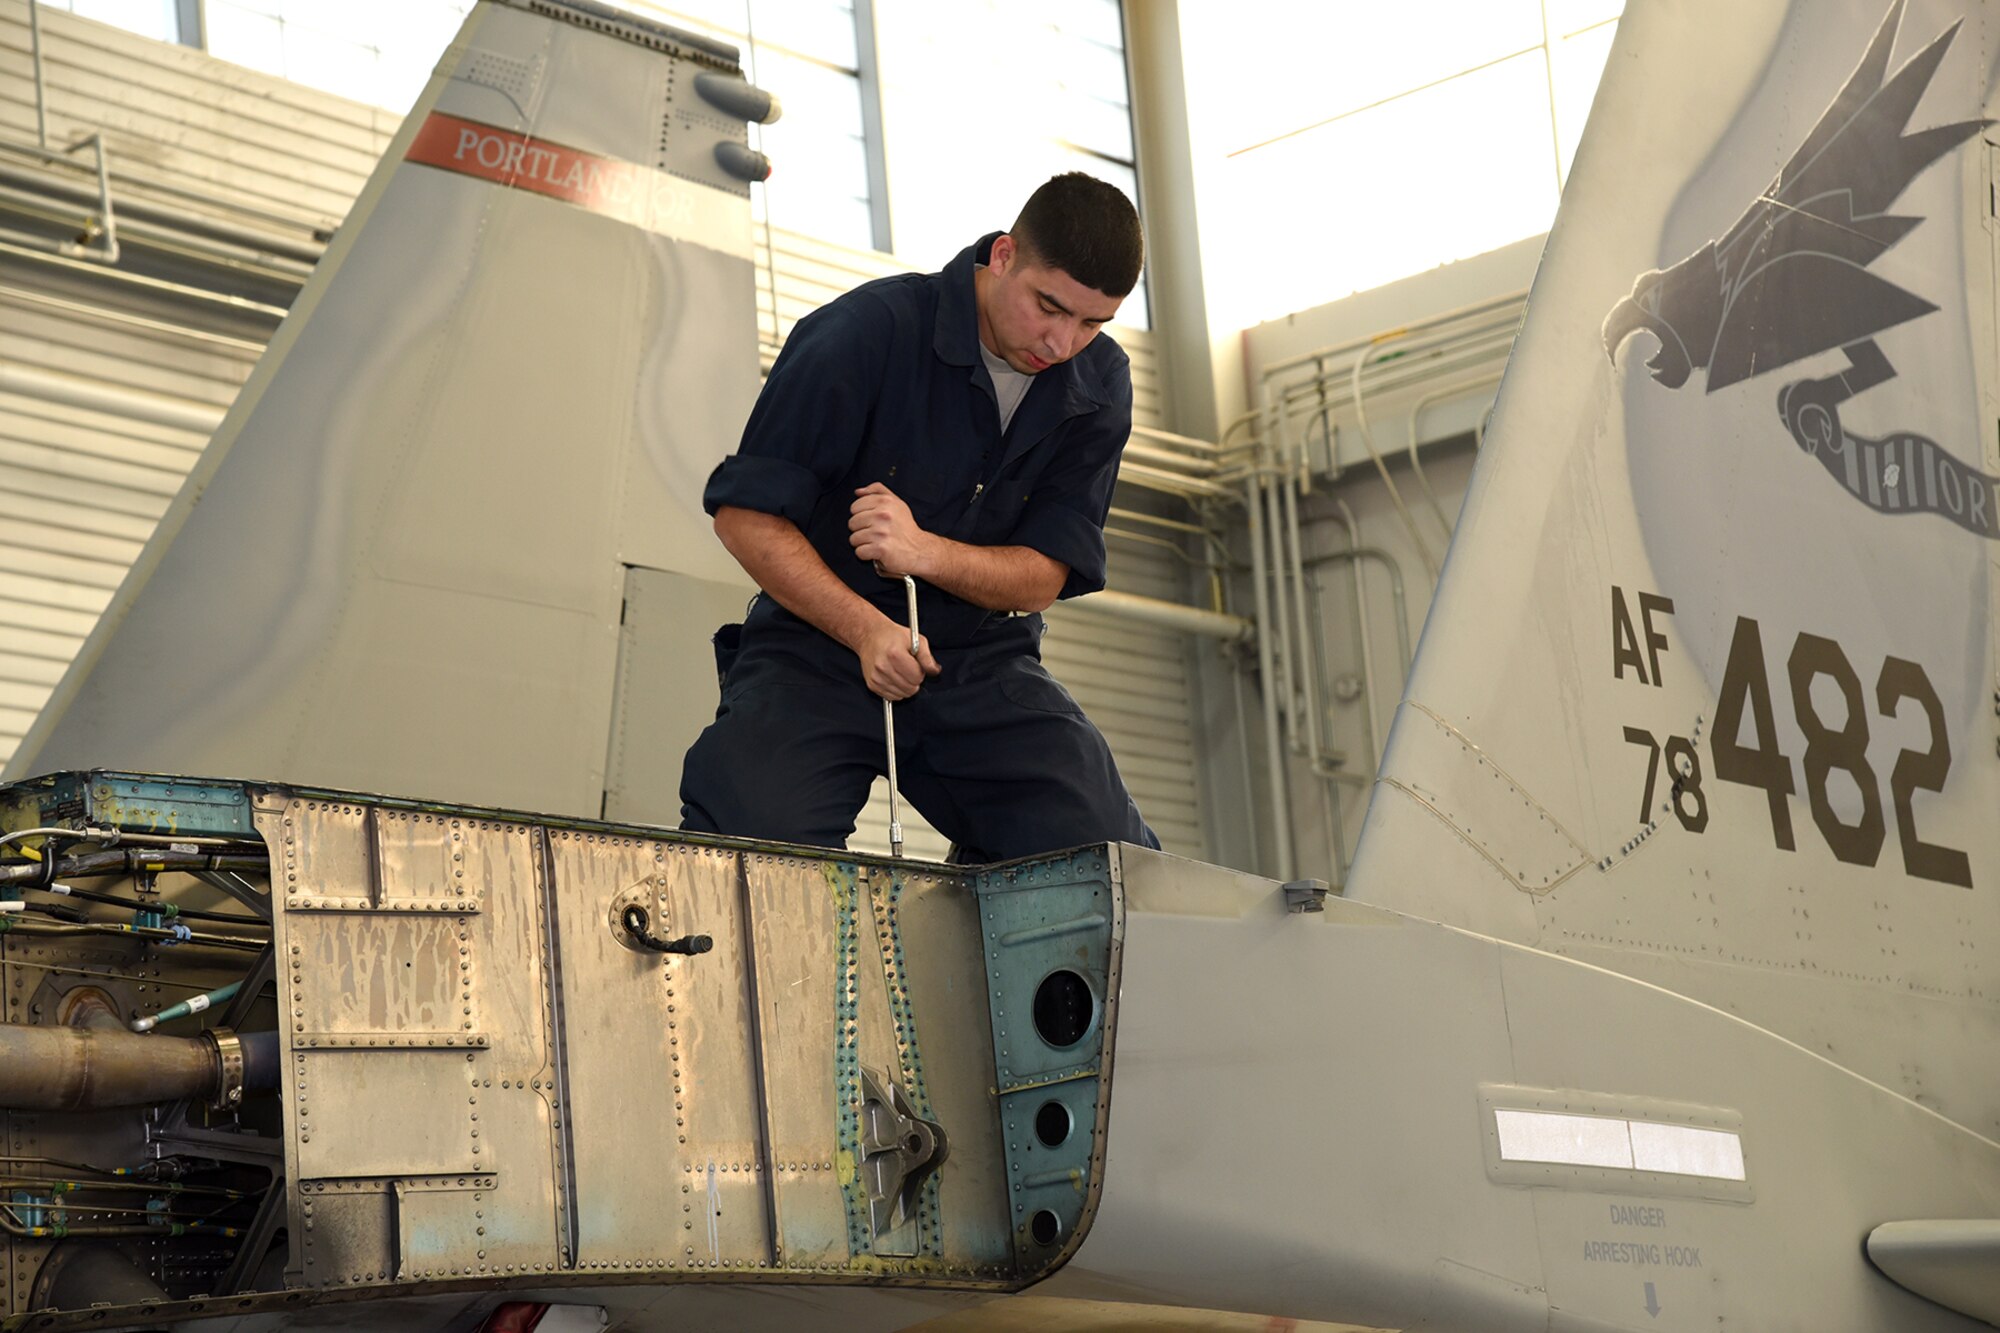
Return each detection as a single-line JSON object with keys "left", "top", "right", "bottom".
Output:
{"left": 5, "top": 1, "right": 773, "bottom": 818}
{"left": 1348, "top": 0, "right": 2000, "bottom": 1138}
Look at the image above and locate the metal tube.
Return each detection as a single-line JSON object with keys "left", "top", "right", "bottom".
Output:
{"left": 1126, "top": 422, "right": 1224, "bottom": 455}
{"left": 1277, "top": 432, "right": 1334, "bottom": 866}
{"left": 1106, "top": 506, "right": 1214, "bottom": 536}
{"left": 130, "top": 981, "right": 242, "bottom": 1033}
{"left": 0, "top": 361, "right": 224, "bottom": 434}
{"left": 0, "top": 133, "right": 330, "bottom": 233}
{"left": 0, "top": 161, "right": 326, "bottom": 264}
{"left": 1243, "top": 402, "right": 1293, "bottom": 880}
{"left": 1308, "top": 546, "right": 1413, "bottom": 684}
{"left": 1272, "top": 323, "right": 1519, "bottom": 419}
{"left": 1322, "top": 501, "right": 1381, "bottom": 774}
{"left": 1071, "top": 589, "right": 1252, "bottom": 642}
{"left": 1227, "top": 659, "right": 1262, "bottom": 874}
{"left": 0, "top": 236, "right": 290, "bottom": 318}
{"left": 1112, "top": 459, "right": 1237, "bottom": 499}
{"left": 28, "top": 0, "right": 47, "bottom": 151}
{"left": 1349, "top": 340, "right": 1439, "bottom": 579}
{"left": 1277, "top": 323, "right": 1519, "bottom": 403}
{"left": 0, "top": 1024, "right": 222, "bottom": 1110}
{"left": 1406, "top": 373, "right": 1502, "bottom": 538}
{"left": 0, "top": 283, "right": 265, "bottom": 353}
{"left": 1302, "top": 561, "right": 1354, "bottom": 882}
{"left": 1118, "top": 439, "right": 1224, "bottom": 476}
{"left": 1258, "top": 289, "right": 1529, "bottom": 380}
{"left": 884, "top": 574, "right": 919, "bottom": 858}
{"left": 63, "top": 134, "right": 118, "bottom": 265}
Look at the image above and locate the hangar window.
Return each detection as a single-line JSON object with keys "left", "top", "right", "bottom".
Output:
{"left": 1186, "top": 0, "right": 1624, "bottom": 329}
{"left": 66, "top": 0, "right": 1144, "bottom": 316}
{"left": 33, "top": 0, "right": 189, "bottom": 45}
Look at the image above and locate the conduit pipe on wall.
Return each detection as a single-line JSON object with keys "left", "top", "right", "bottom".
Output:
{"left": 1240, "top": 409, "right": 1294, "bottom": 881}
{"left": 1278, "top": 327, "right": 1517, "bottom": 467}
{"left": 0, "top": 157, "right": 326, "bottom": 266}
{"left": 1259, "top": 289, "right": 1527, "bottom": 382}
{"left": 0, "top": 237, "right": 289, "bottom": 320}
{"left": 1405, "top": 372, "right": 1502, "bottom": 540}
{"left": 1347, "top": 339, "right": 1437, "bottom": 579}
{"left": 1072, "top": 589, "right": 1252, "bottom": 643}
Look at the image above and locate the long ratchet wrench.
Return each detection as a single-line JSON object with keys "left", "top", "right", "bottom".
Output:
{"left": 884, "top": 574, "right": 919, "bottom": 857}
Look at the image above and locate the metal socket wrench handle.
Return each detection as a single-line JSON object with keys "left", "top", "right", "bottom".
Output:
{"left": 885, "top": 574, "right": 919, "bottom": 857}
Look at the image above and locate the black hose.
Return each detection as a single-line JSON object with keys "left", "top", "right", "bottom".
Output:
{"left": 0, "top": 850, "right": 268, "bottom": 887}
{"left": 26, "top": 883, "right": 264, "bottom": 926}
{"left": 240, "top": 1030, "right": 279, "bottom": 1093}
{"left": 621, "top": 904, "right": 712, "bottom": 956}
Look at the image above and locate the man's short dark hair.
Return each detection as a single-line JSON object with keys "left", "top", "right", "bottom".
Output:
{"left": 1010, "top": 173, "right": 1144, "bottom": 298}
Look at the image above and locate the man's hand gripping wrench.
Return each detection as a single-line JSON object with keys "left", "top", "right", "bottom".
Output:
{"left": 884, "top": 574, "right": 918, "bottom": 858}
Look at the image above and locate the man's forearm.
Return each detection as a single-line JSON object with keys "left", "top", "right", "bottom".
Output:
{"left": 914, "top": 536, "right": 1067, "bottom": 613}
{"left": 713, "top": 506, "right": 890, "bottom": 650}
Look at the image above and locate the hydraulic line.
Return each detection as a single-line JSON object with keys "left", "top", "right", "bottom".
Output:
{"left": 131, "top": 981, "right": 243, "bottom": 1032}
{"left": 24, "top": 881, "right": 266, "bottom": 926}
{"left": 0, "top": 847, "right": 268, "bottom": 888}
{"left": 0, "top": 917, "right": 266, "bottom": 952}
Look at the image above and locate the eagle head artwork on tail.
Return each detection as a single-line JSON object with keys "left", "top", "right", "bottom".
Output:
{"left": 1604, "top": 0, "right": 1998, "bottom": 536}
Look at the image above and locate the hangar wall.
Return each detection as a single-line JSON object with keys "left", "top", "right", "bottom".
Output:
{"left": 0, "top": 2, "right": 1209, "bottom": 859}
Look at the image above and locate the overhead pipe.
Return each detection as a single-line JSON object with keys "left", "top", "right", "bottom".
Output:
{"left": 0, "top": 139, "right": 330, "bottom": 251}
{"left": 0, "top": 175, "right": 315, "bottom": 279}
{"left": 1073, "top": 589, "right": 1252, "bottom": 643}
{"left": 1258, "top": 289, "right": 1528, "bottom": 382}
{"left": 1271, "top": 320, "right": 1518, "bottom": 423}
{"left": 1127, "top": 422, "right": 1226, "bottom": 456}
{"left": 1271, "top": 331, "right": 1518, "bottom": 451}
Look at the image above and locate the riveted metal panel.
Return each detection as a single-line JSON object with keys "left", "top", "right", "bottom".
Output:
{"left": 290, "top": 914, "right": 473, "bottom": 1047}
{"left": 873, "top": 864, "right": 1014, "bottom": 1273}
{"left": 292, "top": 1050, "right": 483, "bottom": 1180}
{"left": 393, "top": 1174, "right": 500, "bottom": 1281}
{"left": 295, "top": 1184, "right": 397, "bottom": 1290}
{"left": 743, "top": 854, "right": 844, "bottom": 1267}
{"left": 665, "top": 844, "right": 773, "bottom": 1269}
{"left": 278, "top": 798, "right": 373, "bottom": 910}
{"left": 237, "top": 779, "right": 1119, "bottom": 1307}
{"left": 971, "top": 847, "right": 1122, "bottom": 1269}
{"left": 375, "top": 808, "right": 487, "bottom": 910}
{"left": 545, "top": 828, "right": 681, "bottom": 1270}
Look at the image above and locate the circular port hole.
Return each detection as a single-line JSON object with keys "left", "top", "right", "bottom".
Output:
{"left": 1033, "top": 969, "right": 1095, "bottom": 1049}
{"left": 1030, "top": 1209, "right": 1063, "bottom": 1247}
{"left": 1034, "top": 1100, "right": 1072, "bottom": 1148}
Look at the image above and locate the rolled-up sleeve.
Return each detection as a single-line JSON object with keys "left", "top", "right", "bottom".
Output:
{"left": 1009, "top": 356, "right": 1132, "bottom": 600}
{"left": 703, "top": 296, "right": 891, "bottom": 524}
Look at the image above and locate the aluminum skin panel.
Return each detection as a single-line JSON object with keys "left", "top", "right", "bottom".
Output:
{"left": 544, "top": 830, "right": 687, "bottom": 1271}
{"left": 197, "top": 775, "right": 1100, "bottom": 1328}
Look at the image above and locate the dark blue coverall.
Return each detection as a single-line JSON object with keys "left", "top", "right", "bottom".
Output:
{"left": 678, "top": 233, "right": 1160, "bottom": 863}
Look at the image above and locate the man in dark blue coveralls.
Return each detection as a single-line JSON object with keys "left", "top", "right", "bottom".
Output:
{"left": 678, "top": 173, "right": 1160, "bottom": 863}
